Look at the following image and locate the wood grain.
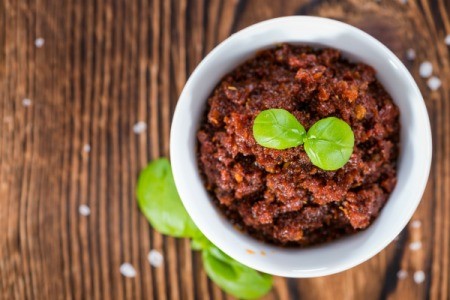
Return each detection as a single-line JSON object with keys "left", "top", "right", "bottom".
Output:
{"left": 0, "top": 0, "right": 449, "bottom": 299}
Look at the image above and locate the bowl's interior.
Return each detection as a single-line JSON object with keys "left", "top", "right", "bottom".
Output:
{"left": 170, "top": 16, "right": 431, "bottom": 277}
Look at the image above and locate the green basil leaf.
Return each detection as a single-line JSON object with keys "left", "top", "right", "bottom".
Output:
{"left": 253, "top": 109, "right": 306, "bottom": 150}
{"left": 136, "top": 158, "right": 200, "bottom": 238}
{"left": 137, "top": 158, "right": 273, "bottom": 298}
{"left": 202, "top": 246, "right": 273, "bottom": 299}
{"left": 304, "top": 117, "right": 354, "bottom": 170}
{"left": 191, "top": 233, "right": 213, "bottom": 251}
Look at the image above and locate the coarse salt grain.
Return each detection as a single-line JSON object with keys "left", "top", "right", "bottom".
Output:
{"left": 419, "top": 61, "right": 433, "bottom": 78}
{"left": 414, "top": 270, "right": 425, "bottom": 284}
{"left": 83, "top": 144, "right": 91, "bottom": 153}
{"left": 445, "top": 34, "right": 450, "bottom": 46}
{"left": 133, "top": 121, "right": 147, "bottom": 134}
{"left": 35, "top": 38, "right": 45, "bottom": 48}
{"left": 22, "top": 98, "right": 32, "bottom": 107}
{"left": 78, "top": 204, "right": 91, "bottom": 216}
{"left": 409, "top": 241, "right": 422, "bottom": 251}
{"left": 397, "top": 270, "right": 408, "bottom": 280}
{"left": 120, "top": 263, "right": 136, "bottom": 278}
{"left": 411, "top": 220, "right": 421, "bottom": 228}
{"left": 148, "top": 250, "right": 163, "bottom": 267}
{"left": 427, "top": 76, "right": 442, "bottom": 91}
{"left": 406, "top": 48, "right": 416, "bottom": 61}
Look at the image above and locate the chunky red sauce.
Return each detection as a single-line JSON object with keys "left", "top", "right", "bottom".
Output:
{"left": 197, "top": 44, "right": 400, "bottom": 246}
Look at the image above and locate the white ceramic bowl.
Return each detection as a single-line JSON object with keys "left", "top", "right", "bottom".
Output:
{"left": 170, "top": 16, "right": 432, "bottom": 277}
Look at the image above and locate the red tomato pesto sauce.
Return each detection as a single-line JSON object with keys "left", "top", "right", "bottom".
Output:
{"left": 197, "top": 44, "right": 400, "bottom": 247}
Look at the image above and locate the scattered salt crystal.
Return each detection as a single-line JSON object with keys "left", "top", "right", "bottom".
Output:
{"left": 133, "top": 121, "right": 147, "bottom": 134}
{"left": 427, "top": 76, "right": 442, "bottom": 91}
{"left": 148, "top": 250, "right": 163, "bottom": 267}
{"left": 419, "top": 61, "right": 433, "bottom": 78}
{"left": 22, "top": 98, "right": 32, "bottom": 107}
{"left": 78, "top": 204, "right": 91, "bottom": 216}
{"left": 397, "top": 270, "right": 408, "bottom": 279}
{"left": 83, "top": 144, "right": 91, "bottom": 153}
{"left": 411, "top": 220, "right": 421, "bottom": 228}
{"left": 406, "top": 48, "right": 416, "bottom": 61}
{"left": 413, "top": 270, "right": 425, "bottom": 284}
{"left": 35, "top": 38, "right": 45, "bottom": 48}
{"left": 445, "top": 34, "right": 450, "bottom": 46}
{"left": 120, "top": 263, "right": 136, "bottom": 278}
{"left": 409, "top": 241, "right": 422, "bottom": 251}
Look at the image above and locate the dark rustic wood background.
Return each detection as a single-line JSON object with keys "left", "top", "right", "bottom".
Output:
{"left": 1, "top": 0, "right": 449, "bottom": 299}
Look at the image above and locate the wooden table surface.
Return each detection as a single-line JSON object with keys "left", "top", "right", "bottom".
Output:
{"left": 1, "top": 0, "right": 449, "bottom": 299}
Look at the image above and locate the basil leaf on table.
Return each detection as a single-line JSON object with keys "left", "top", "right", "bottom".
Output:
{"left": 253, "top": 108, "right": 306, "bottom": 150}
{"left": 191, "top": 232, "right": 213, "bottom": 251}
{"left": 136, "top": 158, "right": 273, "bottom": 299}
{"left": 304, "top": 117, "right": 354, "bottom": 171}
{"left": 202, "top": 246, "right": 273, "bottom": 300}
{"left": 136, "top": 158, "right": 200, "bottom": 238}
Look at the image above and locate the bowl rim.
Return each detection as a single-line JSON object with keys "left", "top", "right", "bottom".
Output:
{"left": 170, "top": 16, "right": 432, "bottom": 277}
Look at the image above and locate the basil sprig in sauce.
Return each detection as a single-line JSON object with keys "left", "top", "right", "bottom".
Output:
{"left": 253, "top": 109, "right": 354, "bottom": 171}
